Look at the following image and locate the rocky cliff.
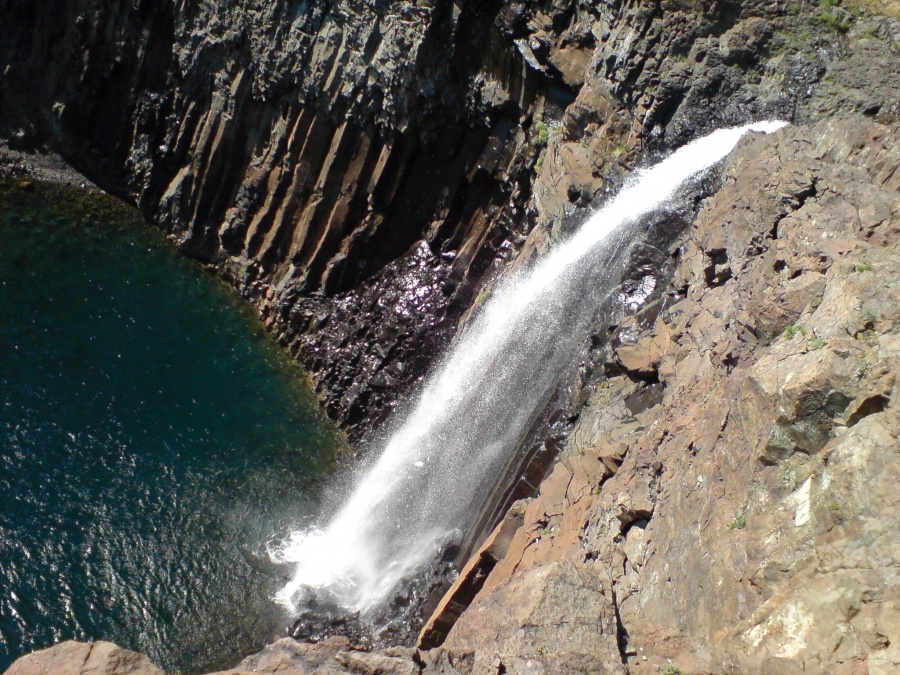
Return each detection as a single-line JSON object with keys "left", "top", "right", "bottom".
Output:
{"left": 3, "top": 0, "right": 548, "bottom": 441}
{"left": 8, "top": 114, "right": 900, "bottom": 675}
{"left": 2, "top": 0, "right": 900, "bottom": 673}
{"left": 425, "top": 113, "right": 900, "bottom": 675}
{"left": 5, "top": 0, "right": 897, "bottom": 442}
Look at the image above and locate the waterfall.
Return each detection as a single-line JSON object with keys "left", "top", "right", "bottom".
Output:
{"left": 270, "top": 120, "right": 788, "bottom": 618}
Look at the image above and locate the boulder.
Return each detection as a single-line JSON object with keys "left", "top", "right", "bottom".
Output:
{"left": 4, "top": 641, "right": 165, "bottom": 675}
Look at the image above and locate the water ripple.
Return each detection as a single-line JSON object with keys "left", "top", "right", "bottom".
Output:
{"left": 0, "top": 181, "right": 344, "bottom": 673}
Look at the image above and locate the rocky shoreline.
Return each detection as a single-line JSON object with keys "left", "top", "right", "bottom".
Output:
{"left": 3, "top": 0, "right": 900, "bottom": 673}
{"left": 0, "top": 142, "right": 98, "bottom": 189}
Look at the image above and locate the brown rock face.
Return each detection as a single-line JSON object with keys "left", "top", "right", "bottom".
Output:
{"left": 430, "top": 116, "right": 900, "bottom": 674}
{"left": 4, "top": 641, "right": 165, "bottom": 675}
{"left": 445, "top": 561, "right": 626, "bottom": 675}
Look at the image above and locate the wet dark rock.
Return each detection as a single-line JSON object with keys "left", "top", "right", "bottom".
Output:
{"left": 286, "top": 544, "right": 458, "bottom": 651}
{"left": 280, "top": 241, "right": 460, "bottom": 441}
{"left": 287, "top": 597, "right": 372, "bottom": 650}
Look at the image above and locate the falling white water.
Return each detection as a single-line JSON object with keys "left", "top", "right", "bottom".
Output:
{"left": 271, "top": 120, "right": 788, "bottom": 616}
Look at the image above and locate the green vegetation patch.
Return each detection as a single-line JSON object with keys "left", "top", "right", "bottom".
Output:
{"left": 660, "top": 664, "right": 691, "bottom": 675}
{"left": 533, "top": 114, "right": 549, "bottom": 148}
{"left": 848, "top": 0, "right": 900, "bottom": 19}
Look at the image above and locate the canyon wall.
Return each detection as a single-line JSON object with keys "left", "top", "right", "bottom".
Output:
{"left": 6, "top": 0, "right": 897, "bottom": 442}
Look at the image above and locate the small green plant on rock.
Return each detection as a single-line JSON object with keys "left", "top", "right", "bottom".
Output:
{"left": 818, "top": 11, "right": 851, "bottom": 32}
{"left": 728, "top": 514, "right": 747, "bottom": 530}
{"left": 856, "top": 329, "right": 878, "bottom": 343}
{"left": 808, "top": 337, "right": 827, "bottom": 350}
{"left": 830, "top": 500, "right": 840, "bottom": 511}
{"left": 533, "top": 114, "right": 549, "bottom": 148}
{"left": 785, "top": 325, "right": 806, "bottom": 339}
{"left": 816, "top": 0, "right": 852, "bottom": 31}
{"left": 856, "top": 263, "right": 874, "bottom": 272}
{"left": 842, "top": 0, "right": 869, "bottom": 17}
{"left": 597, "top": 380, "right": 612, "bottom": 405}
{"left": 660, "top": 664, "right": 691, "bottom": 675}
{"left": 860, "top": 25, "right": 880, "bottom": 39}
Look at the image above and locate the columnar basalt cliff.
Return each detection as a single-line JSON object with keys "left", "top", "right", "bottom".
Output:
{"left": 2, "top": 0, "right": 900, "bottom": 673}
{"left": 3, "top": 0, "right": 548, "bottom": 440}
{"left": 6, "top": 0, "right": 898, "bottom": 441}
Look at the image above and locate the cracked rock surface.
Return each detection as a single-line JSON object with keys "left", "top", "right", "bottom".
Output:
{"left": 432, "top": 115, "right": 900, "bottom": 675}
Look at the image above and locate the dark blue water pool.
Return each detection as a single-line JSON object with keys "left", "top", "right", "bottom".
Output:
{"left": 0, "top": 180, "right": 344, "bottom": 673}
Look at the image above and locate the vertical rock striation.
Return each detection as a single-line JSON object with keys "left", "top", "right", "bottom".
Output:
{"left": 5, "top": 0, "right": 897, "bottom": 440}
{"left": 1, "top": 0, "right": 549, "bottom": 438}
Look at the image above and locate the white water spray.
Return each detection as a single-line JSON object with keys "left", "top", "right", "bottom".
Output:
{"left": 271, "top": 120, "right": 788, "bottom": 616}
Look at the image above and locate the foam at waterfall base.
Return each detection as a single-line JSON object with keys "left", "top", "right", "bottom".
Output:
{"left": 269, "top": 120, "right": 789, "bottom": 634}
{"left": 268, "top": 527, "right": 457, "bottom": 647}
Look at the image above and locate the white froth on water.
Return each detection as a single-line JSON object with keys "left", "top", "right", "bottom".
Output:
{"left": 270, "top": 120, "right": 789, "bottom": 616}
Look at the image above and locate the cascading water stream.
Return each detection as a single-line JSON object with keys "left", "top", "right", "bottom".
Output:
{"left": 271, "top": 120, "right": 788, "bottom": 619}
